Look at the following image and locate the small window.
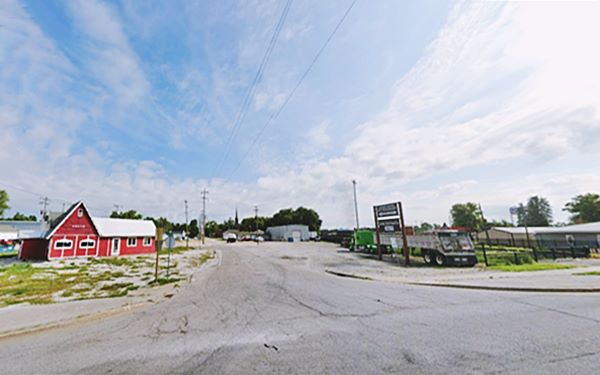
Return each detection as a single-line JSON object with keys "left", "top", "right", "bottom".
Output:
{"left": 143, "top": 237, "right": 152, "bottom": 246}
{"left": 565, "top": 235, "right": 575, "bottom": 245}
{"left": 127, "top": 237, "right": 137, "bottom": 247}
{"left": 77, "top": 208, "right": 84, "bottom": 218}
{"left": 80, "top": 239, "right": 96, "bottom": 249}
{"left": 55, "top": 239, "right": 73, "bottom": 249}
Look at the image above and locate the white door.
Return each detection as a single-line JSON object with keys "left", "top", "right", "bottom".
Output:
{"left": 111, "top": 238, "right": 120, "bottom": 256}
{"left": 292, "top": 231, "right": 301, "bottom": 242}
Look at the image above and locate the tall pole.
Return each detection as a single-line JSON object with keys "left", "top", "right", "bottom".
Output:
{"left": 352, "top": 180, "right": 360, "bottom": 229}
{"left": 373, "top": 207, "right": 382, "bottom": 261}
{"left": 201, "top": 189, "right": 208, "bottom": 244}
{"left": 398, "top": 202, "right": 410, "bottom": 266}
{"left": 184, "top": 199, "right": 189, "bottom": 249}
{"left": 254, "top": 205, "right": 259, "bottom": 245}
{"left": 352, "top": 180, "right": 360, "bottom": 251}
{"left": 39, "top": 196, "right": 49, "bottom": 225}
{"left": 479, "top": 203, "right": 491, "bottom": 245}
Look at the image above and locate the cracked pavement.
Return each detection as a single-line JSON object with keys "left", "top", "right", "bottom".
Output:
{"left": 1, "top": 241, "right": 600, "bottom": 374}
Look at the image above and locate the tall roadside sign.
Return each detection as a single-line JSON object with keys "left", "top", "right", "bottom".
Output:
{"left": 373, "top": 202, "right": 410, "bottom": 265}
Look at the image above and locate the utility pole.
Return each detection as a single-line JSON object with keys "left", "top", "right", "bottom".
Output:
{"left": 184, "top": 200, "right": 189, "bottom": 249}
{"left": 478, "top": 204, "right": 491, "bottom": 245}
{"left": 352, "top": 180, "right": 360, "bottom": 251}
{"left": 254, "top": 205, "right": 259, "bottom": 245}
{"left": 352, "top": 180, "right": 360, "bottom": 229}
{"left": 39, "top": 197, "right": 50, "bottom": 224}
{"left": 201, "top": 189, "right": 209, "bottom": 245}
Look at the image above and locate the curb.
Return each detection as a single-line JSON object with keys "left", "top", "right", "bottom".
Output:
{"left": 408, "top": 282, "right": 600, "bottom": 293}
{"left": 325, "top": 270, "right": 600, "bottom": 293}
{"left": 0, "top": 301, "right": 150, "bottom": 341}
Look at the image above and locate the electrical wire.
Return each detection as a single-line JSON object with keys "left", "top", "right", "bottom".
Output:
{"left": 211, "top": 0, "right": 293, "bottom": 179}
{"left": 226, "top": 0, "right": 358, "bottom": 179}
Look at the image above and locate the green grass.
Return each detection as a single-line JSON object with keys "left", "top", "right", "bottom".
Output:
{"left": 0, "top": 262, "right": 142, "bottom": 307}
{"left": 158, "top": 246, "right": 194, "bottom": 255}
{"left": 0, "top": 252, "right": 18, "bottom": 258}
{"left": 488, "top": 263, "right": 576, "bottom": 272}
{"left": 574, "top": 271, "right": 600, "bottom": 276}
{"left": 90, "top": 257, "right": 138, "bottom": 267}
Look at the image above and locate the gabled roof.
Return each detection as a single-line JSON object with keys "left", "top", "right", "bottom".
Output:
{"left": 92, "top": 217, "right": 156, "bottom": 237}
{"left": 44, "top": 201, "right": 94, "bottom": 239}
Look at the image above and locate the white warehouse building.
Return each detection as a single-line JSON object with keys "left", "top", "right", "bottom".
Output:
{"left": 266, "top": 225, "right": 310, "bottom": 242}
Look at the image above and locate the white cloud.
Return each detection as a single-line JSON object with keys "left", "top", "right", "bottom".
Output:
{"left": 306, "top": 121, "right": 331, "bottom": 147}
{"left": 4, "top": 0, "right": 600, "bottom": 230}
{"left": 64, "top": 0, "right": 150, "bottom": 105}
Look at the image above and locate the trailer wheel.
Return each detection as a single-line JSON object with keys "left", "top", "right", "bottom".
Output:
{"left": 423, "top": 252, "right": 433, "bottom": 265}
{"left": 434, "top": 253, "right": 446, "bottom": 266}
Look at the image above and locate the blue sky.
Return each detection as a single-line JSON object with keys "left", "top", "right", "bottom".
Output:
{"left": 1, "top": 0, "right": 600, "bottom": 227}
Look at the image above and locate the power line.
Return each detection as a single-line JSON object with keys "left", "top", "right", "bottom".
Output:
{"left": 225, "top": 0, "right": 358, "bottom": 179}
{"left": 211, "top": 0, "right": 293, "bottom": 179}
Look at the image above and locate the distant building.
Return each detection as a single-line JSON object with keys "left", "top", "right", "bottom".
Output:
{"left": 478, "top": 222, "right": 600, "bottom": 249}
{"left": 0, "top": 220, "right": 44, "bottom": 241}
{"left": 535, "top": 222, "right": 600, "bottom": 249}
{"left": 20, "top": 201, "right": 156, "bottom": 261}
{"left": 266, "top": 225, "right": 310, "bottom": 242}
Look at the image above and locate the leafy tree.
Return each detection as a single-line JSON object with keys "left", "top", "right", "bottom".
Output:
{"left": 146, "top": 216, "right": 173, "bottom": 232}
{"left": 110, "top": 210, "right": 142, "bottom": 220}
{"left": 240, "top": 216, "right": 268, "bottom": 232}
{"left": 415, "top": 222, "right": 434, "bottom": 233}
{"left": 487, "top": 219, "right": 514, "bottom": 228}
{"left": 8, "top": 212, "right": 37, "bottom": 221}
{"left": 204, "top": 220, "right": 220, "bottom": 237}
{"left": 268, "top": 207, "right": 322, "bottom": 231}
{"left": 293, "top": 207, "right": 322, "bottom": 231}
{"left": 564, "top": 193, "right": 600, "bottom": 223}
{"left": 450, "top": 203, "right": 483, "bottom": 232}
{"left": 0, "top": 190, "right": 9, "bottom": 217}
{"left": 517, "top": 196, "right": 552, "bottom": 226}
{"left": 188, "top": 219, "right": 199, "bottom": 238}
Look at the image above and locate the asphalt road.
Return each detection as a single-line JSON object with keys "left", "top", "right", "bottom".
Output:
{"left": 1, "top": 241, "right": 600, "bottom": 374}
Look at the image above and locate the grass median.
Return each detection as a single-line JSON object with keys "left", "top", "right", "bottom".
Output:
{"left": 488, "top": 263, "right": 576, "bottom": 272}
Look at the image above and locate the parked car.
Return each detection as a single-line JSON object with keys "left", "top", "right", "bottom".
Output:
{"left": 223, "top": 233, "right": 237, "bottom": 243}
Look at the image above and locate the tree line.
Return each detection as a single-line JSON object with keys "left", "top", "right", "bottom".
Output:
{"left": 449, "top": 193, "right": 600, "bottom": 232}
{"left": 204, "top": 207, "right": 322, "bottom": 238}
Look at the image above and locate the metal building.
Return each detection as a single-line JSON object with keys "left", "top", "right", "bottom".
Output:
{"left": 266, "top": 225, "right": 310, "bottom": 242}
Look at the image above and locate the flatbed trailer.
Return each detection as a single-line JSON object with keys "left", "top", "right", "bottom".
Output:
{"left": 363, "top": 229, "right": 477, "bottom": 266}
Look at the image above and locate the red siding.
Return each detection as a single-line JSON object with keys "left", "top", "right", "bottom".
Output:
{"left": 119, "top": 236, "right": 155, "bottom": 256}
{"left": 21, "top": 202, "right": 155, "bottom": 260}
{"left": 20, "top": 239, "right": 49, "bottom": 260}
{"left": 98, "top": 237, "right": 155, "bottom": 257}
{"left": 54, "top": 205, "right": 98, "bottom": 237}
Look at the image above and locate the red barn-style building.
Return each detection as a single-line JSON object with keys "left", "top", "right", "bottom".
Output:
{"left": 20, "top": 201, "right": 156, "bottom": 261}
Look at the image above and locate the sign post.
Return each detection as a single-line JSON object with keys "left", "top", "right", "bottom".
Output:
{"left": 373, "top": 207, "right": 382, "bottom": 260}
{"left": 154, "top": 227, "right": 164, "bottom": 283}
{"left": 373, "top": 202, "right": 410, "bottom": 266}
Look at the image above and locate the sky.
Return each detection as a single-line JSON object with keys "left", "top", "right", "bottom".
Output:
{"left": 1, "top": 0, "right": 599, "bottom": 228}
